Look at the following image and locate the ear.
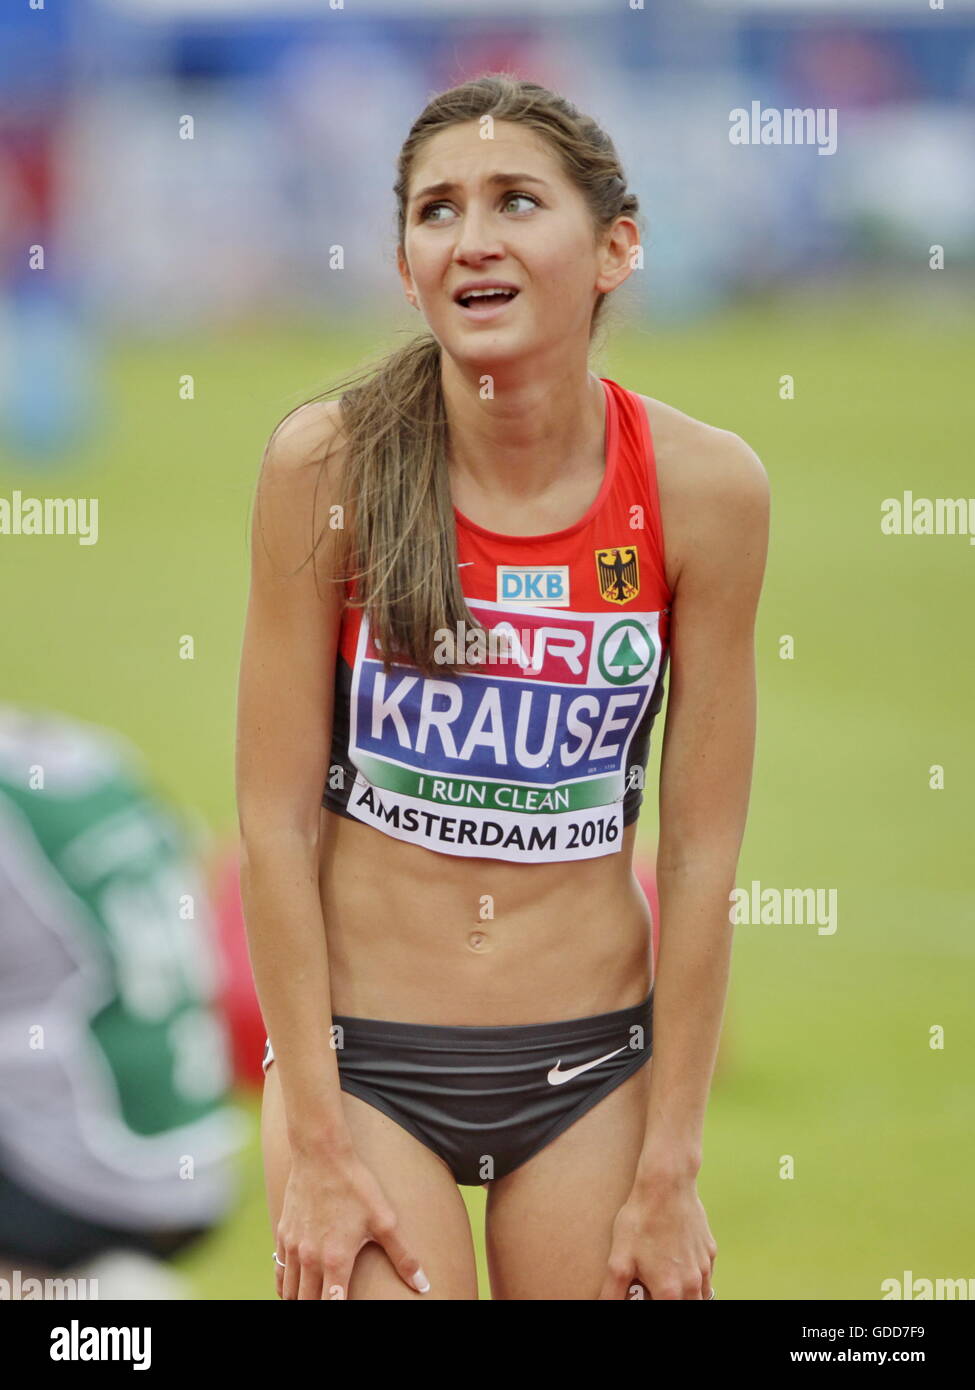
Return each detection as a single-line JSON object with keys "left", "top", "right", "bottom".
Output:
{"left": 397, "top": 245, "right": 418, "bottom": 308}
{"left": 594, "top": 216, "right": 640, "bottom": 296}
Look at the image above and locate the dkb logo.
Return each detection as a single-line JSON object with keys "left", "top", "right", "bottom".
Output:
{"left": 495, "top": 566, "right": 570, "bottom": 607}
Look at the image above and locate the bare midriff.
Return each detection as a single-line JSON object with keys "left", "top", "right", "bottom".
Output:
{"left": 317, "top": 807, "right": 653, "bottom": 1027}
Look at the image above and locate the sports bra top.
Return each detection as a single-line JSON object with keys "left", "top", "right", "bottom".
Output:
{"left": 321, "top": 376, "right": 673, "bottom": 864}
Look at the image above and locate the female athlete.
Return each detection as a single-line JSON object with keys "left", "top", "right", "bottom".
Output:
{"left": 236, "top": 73, "right": 769, "bottom": 1301}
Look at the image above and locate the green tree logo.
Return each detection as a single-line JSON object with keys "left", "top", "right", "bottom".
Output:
{"left": 597, "top": 620, "right": 655, "bottom": 685}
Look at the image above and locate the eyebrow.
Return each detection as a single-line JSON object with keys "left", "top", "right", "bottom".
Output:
{"left": 410, "top": 172, "right": 551, "bottom": 205}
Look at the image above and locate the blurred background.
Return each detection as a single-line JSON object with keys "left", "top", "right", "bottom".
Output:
{"left": 1, "top": 0, "right": 972, "bottom": 1299}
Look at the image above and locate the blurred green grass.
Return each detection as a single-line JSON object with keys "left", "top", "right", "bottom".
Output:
{"left": 3, "top": 297, "right": 972, "bottom": 1299}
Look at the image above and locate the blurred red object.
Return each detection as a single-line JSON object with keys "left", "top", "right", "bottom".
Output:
{"left": 211, "top": 842, "right": 266, "bottom": 1089}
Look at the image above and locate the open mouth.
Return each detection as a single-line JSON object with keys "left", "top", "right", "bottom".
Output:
{"left": 455, "top": 287, "right": 520, "bottom": 312}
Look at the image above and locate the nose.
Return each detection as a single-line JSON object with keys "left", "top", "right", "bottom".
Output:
{"left": 451, "top": 198, "right": 505, "bottom": 266}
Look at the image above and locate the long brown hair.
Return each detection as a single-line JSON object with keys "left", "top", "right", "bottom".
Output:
{"left": 261, "top": 72, "right": 641, "bottom": 676}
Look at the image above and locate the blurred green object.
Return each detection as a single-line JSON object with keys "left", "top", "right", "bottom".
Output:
{"left": 3, "top": 298, "right": 971, "bottom": 1299}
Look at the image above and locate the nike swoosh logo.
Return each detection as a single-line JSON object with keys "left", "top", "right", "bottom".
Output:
{"left": 547, "top": 1045, "right": 627, "bottom": 1086}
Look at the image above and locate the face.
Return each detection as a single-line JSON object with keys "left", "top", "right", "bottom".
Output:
{"left": 397, "top": 120, "right": 637, "bottom": 370}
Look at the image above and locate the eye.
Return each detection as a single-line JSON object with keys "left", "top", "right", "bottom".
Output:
{"left": 418, "top": 201, "right": 455, "bottom": 224}
{"left": 417, "top": 191, "right": 541, "bottom": 224}
{"left": 502, "top": 192, "right": 540, "bottom": 214}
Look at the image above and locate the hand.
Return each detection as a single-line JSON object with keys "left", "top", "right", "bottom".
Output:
{"left": 598, "top": 1172, "right": 717, "bottom": 1300}
{"left": 274, "top": 1149, "right": 430, "bottom": 1300}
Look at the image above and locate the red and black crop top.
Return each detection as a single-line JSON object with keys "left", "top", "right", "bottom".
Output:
{"left": 321, "top": 376, "right": 672, "bottom": 863}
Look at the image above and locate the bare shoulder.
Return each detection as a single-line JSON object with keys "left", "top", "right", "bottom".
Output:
{"left": 262, "top": 398, "right": 348, "bottom": 479}
{"left": 637, "top": 393, "right": 768, "bottom": 501}
{"left": 636, "top": 394, "right": 769, "bottom": 588}
{"left": 253, "top": 398, "right": 350, "bottom": 576}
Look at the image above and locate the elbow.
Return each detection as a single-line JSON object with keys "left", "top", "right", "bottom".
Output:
{"left": 237, "top": 815, "right": 322, "bottom": 877}
{"left": 655, "top": 832, "right": 746, "bottom": 884}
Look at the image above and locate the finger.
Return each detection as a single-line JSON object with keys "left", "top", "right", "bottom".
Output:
{"left": 296, "top": 1251, "right": 325, "bottom": 1301}
{"left": 274, "top": 1249, "right": 285, "bottom": 1300}
{"left": 320, "top": 1259, "right": 352, "bottom": 1301}
{"left": 376, "top": 1223, "right": 431, "bottom": 1294}
{"left": 597, "top": 1257, "right": 633, "bottom": 1301}
{"left": 282, "top": 1249, "right": 301, "bottom": 1302}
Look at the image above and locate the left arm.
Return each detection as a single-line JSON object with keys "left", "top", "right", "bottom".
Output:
{"left": 600, "top": 427, "right": 770, "bottom": 1300}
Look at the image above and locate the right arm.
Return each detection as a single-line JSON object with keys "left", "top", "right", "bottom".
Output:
{"left": 237, "top": 401, "right": 349, "bottom": 1156}
{"left": 235, "top": 402, "right": 428, "bottom": 1298}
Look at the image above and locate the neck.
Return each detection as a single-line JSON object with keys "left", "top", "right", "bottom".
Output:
{"left": 441, "top": 350, "right": 606, "bottom": 502}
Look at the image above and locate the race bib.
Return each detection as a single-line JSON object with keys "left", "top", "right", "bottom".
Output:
{"left": 344, "top": 599, "right": 666, "bottom": 863}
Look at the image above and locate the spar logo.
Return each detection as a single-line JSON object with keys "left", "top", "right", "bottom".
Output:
{"left": 371, "top": 601, "right": 596, "bottom": 684}
{"left": 598, "top": 619, "right": 656, "bottom": 685}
